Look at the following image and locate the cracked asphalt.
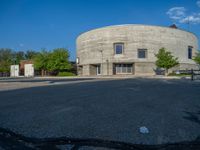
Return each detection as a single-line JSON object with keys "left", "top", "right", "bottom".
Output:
{"left": 0, "top": 78, "right": 200, "bottom": 149}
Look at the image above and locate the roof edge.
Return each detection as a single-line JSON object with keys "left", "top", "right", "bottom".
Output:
{"left": 77, "top": 24, "right": 198, "bottom": 39}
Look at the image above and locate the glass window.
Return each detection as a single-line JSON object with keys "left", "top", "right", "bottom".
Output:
{"left": 116, "top": 64, "right": 121, "bottom": 73}
{"left": 122, "top": 64, "right": 127, "bottom": 73}
{"left": 115, "top": 64, "right": 133, "bottom": 74}
{"left": 138, "top": 49, "right": 147, "bottom": 58}
{"left": 97, "top": 65, "right": 101, "bottom": 75}
{"left": 114, "top": 43, "right": 124, "bottom": 55}
{"left": 127, "top": 64, "right": 132, "bottom": 73}
{"left": 188, "top": 46, "right": 193, "bottom": 59}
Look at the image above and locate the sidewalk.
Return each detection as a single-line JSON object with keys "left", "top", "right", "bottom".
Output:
{"left": 0, "top": 75, "right": 195, "bottom": 92}
{"left": 0, "top": 75, "right": 192, "bottom": 80}
{"left": 0, "top": 76, "right": 25, "bottom": 80}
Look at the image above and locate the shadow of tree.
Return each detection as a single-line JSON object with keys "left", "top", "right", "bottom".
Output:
{"left": 183, "top": 109, "right": 200, "bottom": 126}
{"left": 0, "top": 127, "right": 200, "bottom": 150}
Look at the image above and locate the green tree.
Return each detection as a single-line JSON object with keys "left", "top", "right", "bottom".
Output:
{"left": 47, "top": 48, "right": 72, "bottom": 73}
{"left": 0, "top": 48, "right": 13, "bottom": 73}
{"left": 155, "top": 48, "right": 179, "bottom": 75}
{"left": 33, "top": 49, "right": 50, "bottom": 76}
{"left": 193, "top": 52, "right": 200, "bottom": 68}
{"left": 25, "top": 50, "right": 38, "bottom": 60}
{"left": 14, "top": 51, "right": 25, "bottom": 64}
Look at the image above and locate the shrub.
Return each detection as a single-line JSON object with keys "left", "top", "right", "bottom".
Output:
{"left": 57, "top": 72, "right": 75, "bottom": 77}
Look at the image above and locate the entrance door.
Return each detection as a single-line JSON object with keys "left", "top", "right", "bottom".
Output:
{"left": 96, "top": 65, "right": 101, "bottom": 75}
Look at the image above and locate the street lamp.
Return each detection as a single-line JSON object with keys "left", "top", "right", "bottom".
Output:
{"left": 97, "top": 42, "right": 104, "bottom": 75}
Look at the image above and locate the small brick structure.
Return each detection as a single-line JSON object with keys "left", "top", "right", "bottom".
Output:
{"left": 19, "top": 60, "right": 33, "bottom": 76}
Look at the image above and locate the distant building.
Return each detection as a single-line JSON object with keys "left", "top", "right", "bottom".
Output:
{"left": 20, "top": 60, "right": 34, "bottom": 76}
{"left": 76, "top": 24, "right": 199, "bottom": 76}
{"left": 10, "top": 65, "right": 19, "bottom": 77}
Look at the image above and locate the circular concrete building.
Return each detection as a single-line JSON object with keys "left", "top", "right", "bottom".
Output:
{"left": 76, "top": 24, "right": 199, "bottom": 76}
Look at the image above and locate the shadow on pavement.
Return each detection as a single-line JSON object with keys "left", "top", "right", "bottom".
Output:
{"left": 0, "top": 127, "right": 200, "bottom": 150}
{"left": 183, "top": 110, "right": 200, "bottom": 126}
{"left": 183, "top": 106, "right": 200, "bottom": 126}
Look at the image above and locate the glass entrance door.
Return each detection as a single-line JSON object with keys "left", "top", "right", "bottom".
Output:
{"left": 96, "top": 65, "right": 101, "bottom": 75}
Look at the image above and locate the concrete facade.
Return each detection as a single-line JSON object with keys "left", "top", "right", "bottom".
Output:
{"left": 76, "top": 24, "right": 199, "bottom": 76}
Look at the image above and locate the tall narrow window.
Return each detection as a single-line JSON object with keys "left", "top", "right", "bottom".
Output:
{"left": 138, "top": 49, "right": 147, "bottom": 58}
{"left": 114, "top": 43, "right": 124, "bottom": 55}
{"left": 188, "top": 46, "right": 193, "bottom": 59}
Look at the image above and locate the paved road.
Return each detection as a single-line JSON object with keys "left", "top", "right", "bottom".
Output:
{"left": 0, "top": 77, "right": 96, "bottom": 83}
{"left": 0, "top": 77, "right": 99, "bottom": 91}
{"left": 0, "top": 78, "right": 200, "bottom": 149}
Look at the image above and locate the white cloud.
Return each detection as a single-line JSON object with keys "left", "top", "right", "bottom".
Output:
{"left": 167, "top": 5, "right": 200, "bottom": 24}
{"left": 197, "top": 1, "right": 200, "bottom": 7}
{"left": 180, "top": 14, "right": 200, "bottom": 24}
{"left": 166, "top": 7, "right": 186, "bottom": 20}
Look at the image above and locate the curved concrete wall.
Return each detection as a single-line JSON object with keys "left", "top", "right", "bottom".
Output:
{"left": 76, "top": 24, "right": 199, "bottom": 76}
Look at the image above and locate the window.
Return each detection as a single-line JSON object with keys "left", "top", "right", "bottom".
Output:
{"left": 138, "top": 49, "right": 147, "bottom": 59}
{"left": 114, "top": 43, "right": 124, "bottom": 55}
{"left": 127, "top": 64, "right": 133, "bottom": 73}
{"left": 115, "top": 64, "right": 133, "bottom": 74}
{"left": 188, "top": 46, "right": 193, "bottom": 59}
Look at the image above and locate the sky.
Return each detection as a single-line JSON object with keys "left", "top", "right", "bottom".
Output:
{"left": 0, "top": 0, "right": 200, "bottom": 60}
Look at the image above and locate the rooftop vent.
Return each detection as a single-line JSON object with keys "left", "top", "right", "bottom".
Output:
{"left": 169, "top": 24, "right": 178, "bottom": 29}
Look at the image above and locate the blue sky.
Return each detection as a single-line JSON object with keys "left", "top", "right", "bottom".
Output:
{"left": 0, "top": 0, "right": 200, "bottom": 60}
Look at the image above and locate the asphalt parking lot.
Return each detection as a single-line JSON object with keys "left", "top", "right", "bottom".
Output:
{"left": 0, "top": 78, "right": 200, "bottom": 149}
{"left": 0, "top": 77, "right": 97, "bottom": 91}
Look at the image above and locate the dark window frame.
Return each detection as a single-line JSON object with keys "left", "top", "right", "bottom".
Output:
{"left": 138, "top": 49, "right": 147, "bottom": 59}
{"left": 114, "top": 43, "right": 124, "bottom": 55}
{"left": 188, "top": 46, "right": 193, "bottom": 59}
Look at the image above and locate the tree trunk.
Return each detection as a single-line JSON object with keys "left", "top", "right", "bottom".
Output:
{"left": 41, "top": 69, "right": 44, "bottom": 76}
{"left": 45, "top": 70, "right": 47, "bottom": 76}
{"left": 165, "top": 69, "right": 168, "bottom": 76}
